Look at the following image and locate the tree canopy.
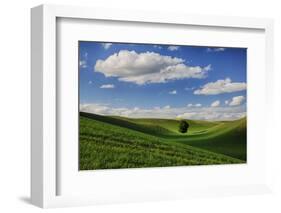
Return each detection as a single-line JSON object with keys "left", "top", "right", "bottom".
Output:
{"left": 178, "top": 120, "right": 189, "bottom": 133}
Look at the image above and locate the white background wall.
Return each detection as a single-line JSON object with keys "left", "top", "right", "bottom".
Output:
{"left": 0, "top": 0, "right": 280, "bottom": 212}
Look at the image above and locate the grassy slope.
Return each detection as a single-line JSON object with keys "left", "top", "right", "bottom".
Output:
{"left": 174, "top": 118, "right": 247, "bottom": 161}
{"left": 79, "top": 116, "right": 243, "bottom": 170}
{"left": 136, "top": 118, "right": 246, "bottom": 161}
{"left": 80, "top": 112, "right": 246, "bottom": 161}
{"left": 111, "top": 116, "right": 247, "bottom": 160}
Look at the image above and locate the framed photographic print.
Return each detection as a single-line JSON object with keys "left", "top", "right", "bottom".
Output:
{"left": 78, "top": 41, "right": 247, "bottom": 170}
{"left": 31, "top": 4, "right": 274, "bottom": 208}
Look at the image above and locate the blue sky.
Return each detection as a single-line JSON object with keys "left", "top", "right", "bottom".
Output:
{"left": 79, "top": 41, "right": 246, "bottom": 120}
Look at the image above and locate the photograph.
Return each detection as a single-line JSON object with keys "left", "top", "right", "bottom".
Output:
{"left": 79, "top": 41, "right": 247, "bottom": 170}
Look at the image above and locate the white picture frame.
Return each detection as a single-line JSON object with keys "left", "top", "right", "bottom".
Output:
{"left": 31, "top": 4, "right": 274, "bottom": 208}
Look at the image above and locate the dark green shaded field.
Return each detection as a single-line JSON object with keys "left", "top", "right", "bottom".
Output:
{"left": 79, "top": 112, "right": 246, "bottom": 170}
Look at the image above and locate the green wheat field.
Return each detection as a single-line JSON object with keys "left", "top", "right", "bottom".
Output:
{"left": 79, "top": 112, "right": 247, "bottom": 170}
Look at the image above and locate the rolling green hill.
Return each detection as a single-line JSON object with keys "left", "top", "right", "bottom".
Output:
{"left": 178, "top": 118, "right": 247, "bottom": 160}
{"left": 79, "top": 112, "right": 246, "bottom": 170}
{"left": 112, "top": 115, "right": 220, "bottom": 135}
{"left": 80, "top": 112, "right": 219, "bottom": 136}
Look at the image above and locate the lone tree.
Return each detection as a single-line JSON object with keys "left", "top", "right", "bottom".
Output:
{"left": 178, "top": 120, "right": 189, "bottom": 133}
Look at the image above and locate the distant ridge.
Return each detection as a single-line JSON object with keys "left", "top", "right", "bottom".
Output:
{"left": 80, "top": 112, "right": 175, "bottom": 136}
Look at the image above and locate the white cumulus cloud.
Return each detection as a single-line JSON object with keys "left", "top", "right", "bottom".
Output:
{"left": 211, "top": 100, "right": 220, "bottom": 107}
{"left": 95, "top": 50, "right": 210, "bottom": 85}
{"left": 168, "top": 46, "right": 180, "bottom": 51}
{"left": 194, "top": 78, "right": 246, "bottom": 95}
{"left": 100, "top": 84, "right": 115, "bottom": 89}
{"left": 227, "top": 95, "right": 245, "bottom": 106}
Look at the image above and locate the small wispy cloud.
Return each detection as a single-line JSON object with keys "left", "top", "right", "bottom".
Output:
{"left": 100, "top": 84, "right": 115, "bottom": 89}
{"left": 79, "top": 52, "right": 88, "bottom": 68}
{"left": 88, "top": 80, "right": 93, "bottom": 84}
{"left": 187, "top": 103, "right": 202, "bottom": 107}
{"left": 101, "top": 43, "right": 113, "bottom": 50}
{"left": 168, "top": 46, "right": 180, "bottom": 51}
{"left": 206, "top": 47, "right": 226, "bottom": 52}
{"left": 169, "top": 90, "right": 177, "bottom": 95}
{"left": 185, "top": 87, "right": 195, "bottom": 91}
{"left": 153, "top": 45, "right": 162, "bottom": 49}
{"left": 79, "top": 60, "right": 87, "bottom": 68}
